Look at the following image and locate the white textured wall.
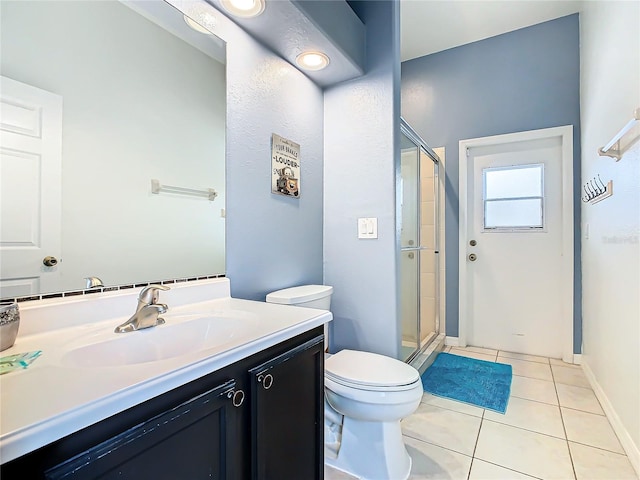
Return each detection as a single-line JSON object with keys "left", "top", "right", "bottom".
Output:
{"left": 580, "top": 0, "right": 640, "bottom": 467}
{"left": 1, "top": 1, "right": 225, "bottom": 292}
{"left": 324, "top": 0, "right": 401, "bottom": 357}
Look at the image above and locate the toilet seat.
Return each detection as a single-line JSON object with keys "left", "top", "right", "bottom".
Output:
{"left": 325, "top": 349, "right": 421, "bottom": 392}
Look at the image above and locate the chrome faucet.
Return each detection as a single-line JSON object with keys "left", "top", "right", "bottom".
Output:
{"left": 84, "top": 276, "right": 104, "bottom": 289}
{"left": 114, "top": 284, "right": 170, "bottom": 333}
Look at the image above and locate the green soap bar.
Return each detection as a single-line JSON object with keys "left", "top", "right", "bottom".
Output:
{"left": 0, "top": 351, "right": 42, "bottom": 375}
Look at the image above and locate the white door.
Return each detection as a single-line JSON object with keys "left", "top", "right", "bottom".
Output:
{"left": 459, "top": 127, "right": 573, "bottom": 360}
{"left": 0, "top": 76, "right": 63, "bottom": 298}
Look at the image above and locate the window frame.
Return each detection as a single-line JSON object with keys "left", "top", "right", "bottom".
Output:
{"left": 482, "top": 163, "right": 545, "bottom": 232}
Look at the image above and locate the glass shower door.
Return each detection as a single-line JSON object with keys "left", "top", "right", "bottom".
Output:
{"left": 399, "top": 120, "right": 440, "bottom": 363}
{"left": 400, "top": 138, "right": 420, "bottom": 361}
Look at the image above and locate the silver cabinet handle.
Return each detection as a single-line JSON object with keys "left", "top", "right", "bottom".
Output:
{"left": 258, "top": 373, "right": 274, "bottom": 390}
{"left": 226, "top": 388, "right": 245, "bottom": 407}
{"left": 232, "top": 389, "right": 245, "bottom": 407}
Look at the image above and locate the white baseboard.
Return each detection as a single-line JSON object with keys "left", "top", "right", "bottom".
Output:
{"left": 582, "top": 360, "right": 640, "bottom": 477}
{"left": 573, "top": 353, "right": 582, "bottom": 365}
{"left": 445, "top": 336, "right": 459, "bottom": 347}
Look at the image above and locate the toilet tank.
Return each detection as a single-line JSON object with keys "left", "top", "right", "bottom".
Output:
{"left": 266, "top": 285, "right": 333, "bottom": 310}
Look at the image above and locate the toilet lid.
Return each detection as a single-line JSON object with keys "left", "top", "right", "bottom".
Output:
{"left": 325, "top": 350, "right": 420, "bottom": 389}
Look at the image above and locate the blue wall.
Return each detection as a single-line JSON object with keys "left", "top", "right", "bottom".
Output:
{"left": 223, "top": 10, "right": 325, "bottom": 301}
{"left": 225, "top": 0, "right": 403, "bottom": 358}
{"left": 401, "top": 14, "right": 582, "bottom": 353}
{"left": 324, "top": 0, "right": 402, "bottom": 357}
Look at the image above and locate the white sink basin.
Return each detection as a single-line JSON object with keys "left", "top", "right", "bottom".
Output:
{"left": 60, "top": 314, "right": 259, "bottom": 368}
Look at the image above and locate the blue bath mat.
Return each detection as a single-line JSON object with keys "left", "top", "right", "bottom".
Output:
{"left": 421, "top": 352, "right": 512, "bottom": 414}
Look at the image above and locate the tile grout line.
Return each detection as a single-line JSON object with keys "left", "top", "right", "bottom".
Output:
{"left": 481, "top": 417, "right": 571, "bottom": 443}
{"left": 418, "top": 399, "right": 485, "bottom": 419}
{"left": 475, "top": 371, "right": 546, "bottom": 480}
{"left": 401, "top": 431, "right": 474, "bottom": 459}
{"left": 497, "top": 350, "right": 552, "bottom": 365}
{"left": 418, "top": 400, "right": 484, "bottom": 418}
{"left": 467, "top": 409, "right": 486, "bottom": 480}
{"left": 509, "top": 392, "right": 559, "bottom": 408}
{"left": 551, "top": 361, "right": 578, "bottom": 480}
{"left": 567, "top": 438, "right": 633, "bottom": 456}
{"left": 560, "top": 404, "right": 606, "bottom": 416}
{"left": 473, "top": 459, "right": 546, "bottom": 480}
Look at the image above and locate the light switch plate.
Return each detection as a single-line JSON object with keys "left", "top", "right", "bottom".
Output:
{"left": 358, "top": 218, "right": 378, "bottom": 239}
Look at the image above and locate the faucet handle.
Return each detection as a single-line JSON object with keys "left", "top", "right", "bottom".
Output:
{"left": 138, "top": 284, "right": 170, "bottom": 304}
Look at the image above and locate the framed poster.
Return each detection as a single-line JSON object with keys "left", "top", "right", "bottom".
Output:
{"left": 271, "top": 133, "right": 300, "bottom": 198}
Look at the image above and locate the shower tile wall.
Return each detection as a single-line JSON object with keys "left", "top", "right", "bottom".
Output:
{"left": 420, "top": 151, "right": 436, "bottom": 342}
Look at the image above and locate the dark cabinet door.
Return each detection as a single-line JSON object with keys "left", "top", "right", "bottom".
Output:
{"left": 44, "top": 379, "right": 243, "bottom": 480}
{"left": 249, "top": 335, "right": 324, "bottom": 480}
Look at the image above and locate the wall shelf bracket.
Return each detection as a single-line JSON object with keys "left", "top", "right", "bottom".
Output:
{"left": 597, "top": 107, "right": 640, "bottom": 161}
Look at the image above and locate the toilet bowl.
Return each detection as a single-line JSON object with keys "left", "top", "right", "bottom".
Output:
{"left": 266, "top": 285, "right": 423, "bottom": 480}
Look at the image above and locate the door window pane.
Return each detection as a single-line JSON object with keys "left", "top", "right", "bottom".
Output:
{"left": 485, "top": 164, "right": 543, "bottom": 199}
{"left": 485, "top": 199, "right": 543, "bottom": 228}
{"left": 483, "top": 164, "right": 544, "bottom": 230}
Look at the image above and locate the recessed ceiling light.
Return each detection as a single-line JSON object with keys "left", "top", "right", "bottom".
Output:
{"left": 183, "top": 13, "right": 215, "bottom": 35}
{"left": 296, "top": 52, "right": 330, "bottom": 71}
{"left": 221, "top": 0, "right": 265, "bottom": 18}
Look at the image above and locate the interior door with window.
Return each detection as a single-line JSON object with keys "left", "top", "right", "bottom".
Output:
{"left": 461, "top": 128, "right": 573, "bottom": 359}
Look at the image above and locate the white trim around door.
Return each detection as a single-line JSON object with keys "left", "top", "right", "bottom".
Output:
{"left": 458, "top": 126, "right": 574, "bottom": 363}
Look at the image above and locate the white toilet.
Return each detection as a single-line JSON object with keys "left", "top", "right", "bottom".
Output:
{"left": 266, "top": 285, "right": 423, "bottom": 480}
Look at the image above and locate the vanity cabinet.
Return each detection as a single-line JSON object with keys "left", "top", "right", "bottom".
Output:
{"left": 1, "top": 327, "right": 324, "bottom": 480}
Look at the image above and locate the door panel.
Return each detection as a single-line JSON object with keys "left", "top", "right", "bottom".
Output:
{"left": 0, "top": 76, "right": 62, "bottom": 297}
{"left": 466, "top": 136, "right": 565, "bottom": 358}
{"left": 44, "top": 380, "right": 240, "bottom": 480}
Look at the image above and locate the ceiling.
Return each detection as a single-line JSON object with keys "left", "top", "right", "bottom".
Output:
{"left": 401, "top": 0, "right": 582, "bottom": 62}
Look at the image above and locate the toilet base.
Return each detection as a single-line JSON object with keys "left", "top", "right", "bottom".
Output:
{"left": 325, "top": 416, "right": 412, "bottom": 480}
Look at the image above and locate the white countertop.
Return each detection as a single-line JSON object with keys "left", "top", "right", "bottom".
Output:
{"left": 0, "top": 279, "right": 332, "bottom": 463}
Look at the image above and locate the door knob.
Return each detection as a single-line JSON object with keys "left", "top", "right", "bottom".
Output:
{"left": 43, "top": 256, "right": 58, "bottom": 267}
{"left": 468, "top": 253, "right": 477, "bottom": 262}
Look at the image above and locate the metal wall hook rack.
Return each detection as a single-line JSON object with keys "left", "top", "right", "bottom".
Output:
{"left": 597, "top": 107, "right": 640, "bottom": 161}
{"left": 151, "top": 179, "right": 218, "bottom": 201}
{"left": 582, "top": 175, "right": 613, "bottom": 204}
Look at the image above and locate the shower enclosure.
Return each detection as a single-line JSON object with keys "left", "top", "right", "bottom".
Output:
{"left": 399, "top": 119, "right": 440, "bottom": 363}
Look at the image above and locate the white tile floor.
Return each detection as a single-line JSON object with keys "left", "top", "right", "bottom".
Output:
{"left": 325, "top": 346, "right": 639, "bottom": 480}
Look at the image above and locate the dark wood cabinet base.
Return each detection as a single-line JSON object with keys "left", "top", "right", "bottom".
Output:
{"left": 1, "top": 326, "right": 324, "bottom": 480}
